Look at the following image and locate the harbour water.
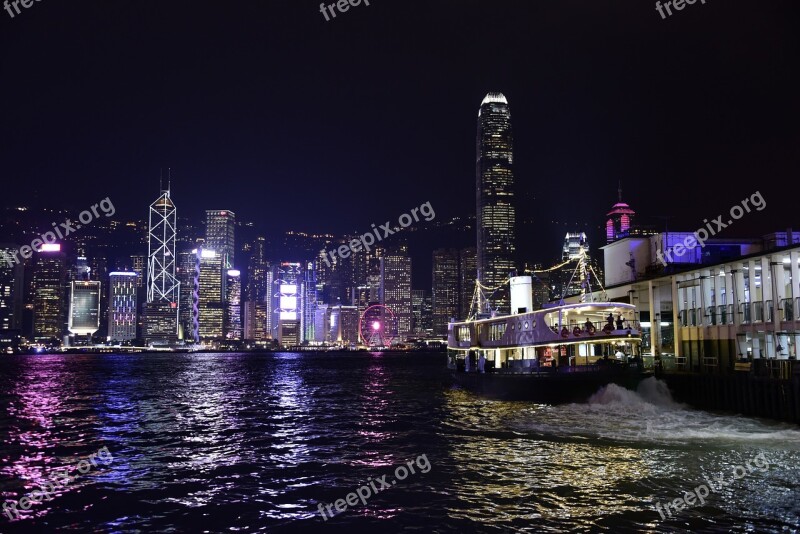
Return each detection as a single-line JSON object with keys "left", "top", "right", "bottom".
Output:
{"left": 1, "top": 352, "right": 799, "bottom": 532}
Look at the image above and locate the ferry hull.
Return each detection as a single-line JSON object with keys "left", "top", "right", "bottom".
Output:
{"left": 450, "top": 368, "right": 651, "bottom": 403}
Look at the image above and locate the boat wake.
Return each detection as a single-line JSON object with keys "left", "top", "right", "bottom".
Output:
{"left": 511, "top": 377, "right": 800, "bottom": 447}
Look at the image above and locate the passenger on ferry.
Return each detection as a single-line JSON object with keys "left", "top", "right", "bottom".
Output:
{"left": 616, "top": 314, "right": 624, "bottom": 330}
{"left": 584, "top": 318, "right": 593, "bottom": 332}
{"left": 478, "top": 354, "right": 486, "bottom": 373}
{"left": 606, "top": 313, "right": 614, "bottom": 327}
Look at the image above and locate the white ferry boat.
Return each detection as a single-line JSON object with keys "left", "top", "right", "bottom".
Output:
{"left": 447, "top": 276, "right": 650, "bottom": 402}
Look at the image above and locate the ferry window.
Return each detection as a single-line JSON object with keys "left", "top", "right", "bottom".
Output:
{"left": 511, "top": 323, "right": 515, "bottom": 330}
{"left": 457, "top": 326, "right": 471, "bottom": 342}
{"left": 524, "top": 321, "right": 529, "bottom": 330}
{"left": 531, "top": 319, "right": 536, "bottom": 328}
{"left": 488, "top": 322, "right": 506, "bottom": 341}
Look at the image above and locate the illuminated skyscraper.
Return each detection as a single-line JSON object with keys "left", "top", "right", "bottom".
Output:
{"left": 205, "top": 210, "right": 236, "bottom": 268}
{"left": 432, "top": 249, "right": 459, "bottom": 337}
{"left": 606, "top": 184, "right": 636, "bottom": 243}
{"left": 301, "top": 261, "right": 317, "bottom": 343}
{"left": 272, "top": 262, "right": 301, "bottom": 347}
{"left": 68, "top": 280, "right": 101, "bottom": 339}
{"left": 108, "top": 272, "right": 137, "bottom": 342}
{"left": 225, "top": 269, "right": 242, "bottom": 340}
{"left": 476, "top": 92, "right": 516, "bottom": 315}
{"left": 0, "top": 243, "right": 24, "bottom": 331}
{"left": 145, "top": 185, "right": 180, "bottom": 343}
{"left": 195, "top": 248, "right": 225, "bottom": 340}
{"left": 33, "top": 244, "right": 66, "bottom": 340}
{"left": 459, "top": 247, "right": 477, "bottom": 320}
{"left": 380, "top": 249, "right": 412, "bottom": 340}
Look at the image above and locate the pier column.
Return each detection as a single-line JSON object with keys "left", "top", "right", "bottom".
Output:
{"left": 772, "top": 257, "right": 785, "bottom": 358}
{"left": 648, "top": 280, "right": 657, "bottom": 357}
{"left": 731, "top": 268, "right": 741, "bottom": 327}
{"left": 672, "top": 276, "right": 681, "bottom": 359}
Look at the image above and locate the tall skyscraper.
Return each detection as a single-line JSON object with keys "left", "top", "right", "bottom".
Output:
{"left": 32, "top": 244, "right": 66, "bottom": 340}
{"left": 432, "top": 249, "right": 459, "bottom": 337}
{"left": 411, "top": 289, "right": 433, "bottom": 338}
{"left": 476, "top": 92, "right": 516, "bottom": 315}
{"left": 108, "top": 272, "right": 138, "bottom": 342}
{"left": 459, "top": 247, "right": 477, "bottom": 320}
{"left": 195, "top": 248, "right": 225, "bottom": 340}
{"left": 272, "top": 262, "right": 302, "bottom": 347}
{"left": 301, "top": 261, "right": 317, "bottom": 343}
{"left": 0, "top": 243, "right": 24, "bottom": 332}
{"left": 225, "top": 269, "right": 242, "bottom": 340}
{"left": 380, "top": 249, "right": 412, "bottom": 340}
{"left": 144, "top": 186, "right": 180, "bottom": 344}
{"left": 205, "top": 210, "right": 236, "bottom": 268}
{"left": 68, "top": 280, "right": 101, "bottom": 340}
{"left": 606, "top": 184, "right": 636, "bottom": 243}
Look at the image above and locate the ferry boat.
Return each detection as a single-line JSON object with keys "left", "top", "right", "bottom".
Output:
{"left": 447, "top": 275, "right": 651, "bottom": 402}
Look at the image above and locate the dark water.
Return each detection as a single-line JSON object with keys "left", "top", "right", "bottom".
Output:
{"left": 1, "top": 352, "right": 799, "bottom": 533}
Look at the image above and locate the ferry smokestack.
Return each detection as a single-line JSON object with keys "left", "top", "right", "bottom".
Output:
{"left": 510, "top": 276, "right": 533, "bottom": 315}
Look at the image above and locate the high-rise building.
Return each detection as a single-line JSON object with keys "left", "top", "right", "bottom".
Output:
{"left": 108, "top": 271, "right": 137, "bottom": 342}
{"left": 131, "top": 254, "right": 146, "bottom": 288}
{"left": 195, "top": 248, "right": 225, "bottom": 340}
{"left": 177, "top": 250, "right": 197, "bottom": 341}
{"left": 272, "top": 262, "right": 302, "bottom": 347}
{"left": 205, "top": 210, "right": 236, "bottom": 268}
{"left": 0, "top": 243, "right": 24, "bottom": 331}
{"left": 243, "top": 301, "right": 270, "bottom": 341}
{"left": 32, "top": 243, "right": 66, "bottom": 340}
{"left": 432, "top": 249, "right": 459, "bottom": 337}
{"left": 606, "top": 184, "right": 636, "bottom": 244}
{"left": 380, "top": 249, "right": 412, "bottom": 340}
{"left": 145, "top": 186, "right": 180, "bottom": 342}
{"left": 459, "top": 247, "right": 478, "bottom": 320}
{"left": 411, "top": 289, "right": 433, "bottom": 338}
{"left": 301, "top": 261, "right": 317, "bottom": 343}
{"left": 225, "top": 269, "right": 242, "bottom": 340}
{"left": 476, "top": 92, "right": 517, "bottom": 315}
{"left": 68, "top": 280, "right": 101, "bottom": 339}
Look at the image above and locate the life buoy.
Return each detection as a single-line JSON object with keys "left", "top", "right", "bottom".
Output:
{"left": 573, "top": 326, "right": 581, "bottom": 337}
{"left": 603, "top": 323, "right": 613, "bottom": 333}
{"left": 561, "top": 327, "right": 569, "bottom": 338}
{"left": 587, "top": 324, "right": 596, "bottom": 335}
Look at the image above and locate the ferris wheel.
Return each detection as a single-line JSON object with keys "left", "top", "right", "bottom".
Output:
{"left": 359, "top": 304, "right": 398, "bottom": 347}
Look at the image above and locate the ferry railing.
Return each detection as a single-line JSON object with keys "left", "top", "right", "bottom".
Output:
{"left": 702, "top": 357, "right": 718, "bottom": 371}
{"left": 678, "top": 310, "right": 687, "bottom": 327}
{"left": 753, "top": 301, "right": 764, "bottom": 322}
{"left": 781, "top": 298, "right": 794, "bottom": 321}
{"left": 707, "top": 306, "right": 717, "bottom": 326}
{"left": 740, "top": 302, "right": 751, "bottom": 324}
{"left": 718, "top": 304, "right": 732, "bottom": 325}
{"left": 675, "top": 355, "right": 689, "bottom": 371}
{"left": 765, "top": 300, "right": 774, "bottom": 322}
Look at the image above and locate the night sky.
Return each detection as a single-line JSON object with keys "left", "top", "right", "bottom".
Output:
{"left": 1, "top": 0, "right": 798, "bottom": 261}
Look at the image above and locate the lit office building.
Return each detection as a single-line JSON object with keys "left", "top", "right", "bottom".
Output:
{"left": 272, "top": 262, "right": 301, "bottom": 347}
{"left": 33, "top": 243, "right": 67, "bottom": 340}
{"left": 68, "top": 280, "right": 101, "bottom": 341}
{"left": 144, "top": 186, "right": 180, "bottom": 344}
{"left": 606, "top": 186, "right": 636, "bottom": 244}
{"left": 195, "top": 248, "right": 225, "bottom": 340}
{"left": 380, "top": 249, "right": 412, "bottom": 340}
{"left": 108, "top": 272, "right": 138, "bottom": 342}
{"left": 225, "top": 269, "right": 242, "bottom": 340}
{"left": 411, "top": 289, "right": 433, "bottom": 338}
{"left": 0, "top": 243, "right": 24, "bottom": 331}
{"left": 177, "top": 250, "right": 197, "bottom": 341}
{"left": 243, "top": 301, "right": 270, "bottom": 340}
{"left": 131, "top": 254, "right": 147, "bottom": 288}
{"left": 321, "top": 304, "right": 359, "bottom": 345}
{"left": 432, "top": 249, "right": 459, "bottom": 337}
{"left": 459, "top": 247, "right": 477, "bottom": 320}
{"left": 302, "top": 261, "right": 317, "bottom": 343}
{"left": 205, "top": 210, "right": 236, "bottom": 268}
{"left": 476, "top": 92, "right": 517, "bottom": 315}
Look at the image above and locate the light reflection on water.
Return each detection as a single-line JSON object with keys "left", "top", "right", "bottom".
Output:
{"left": 0, "top": 353, "right": 798, "bottom": 532}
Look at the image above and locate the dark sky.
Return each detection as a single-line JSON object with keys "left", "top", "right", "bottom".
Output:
{"left": 1, "top": 0, "right": 799, "bottom": 260}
